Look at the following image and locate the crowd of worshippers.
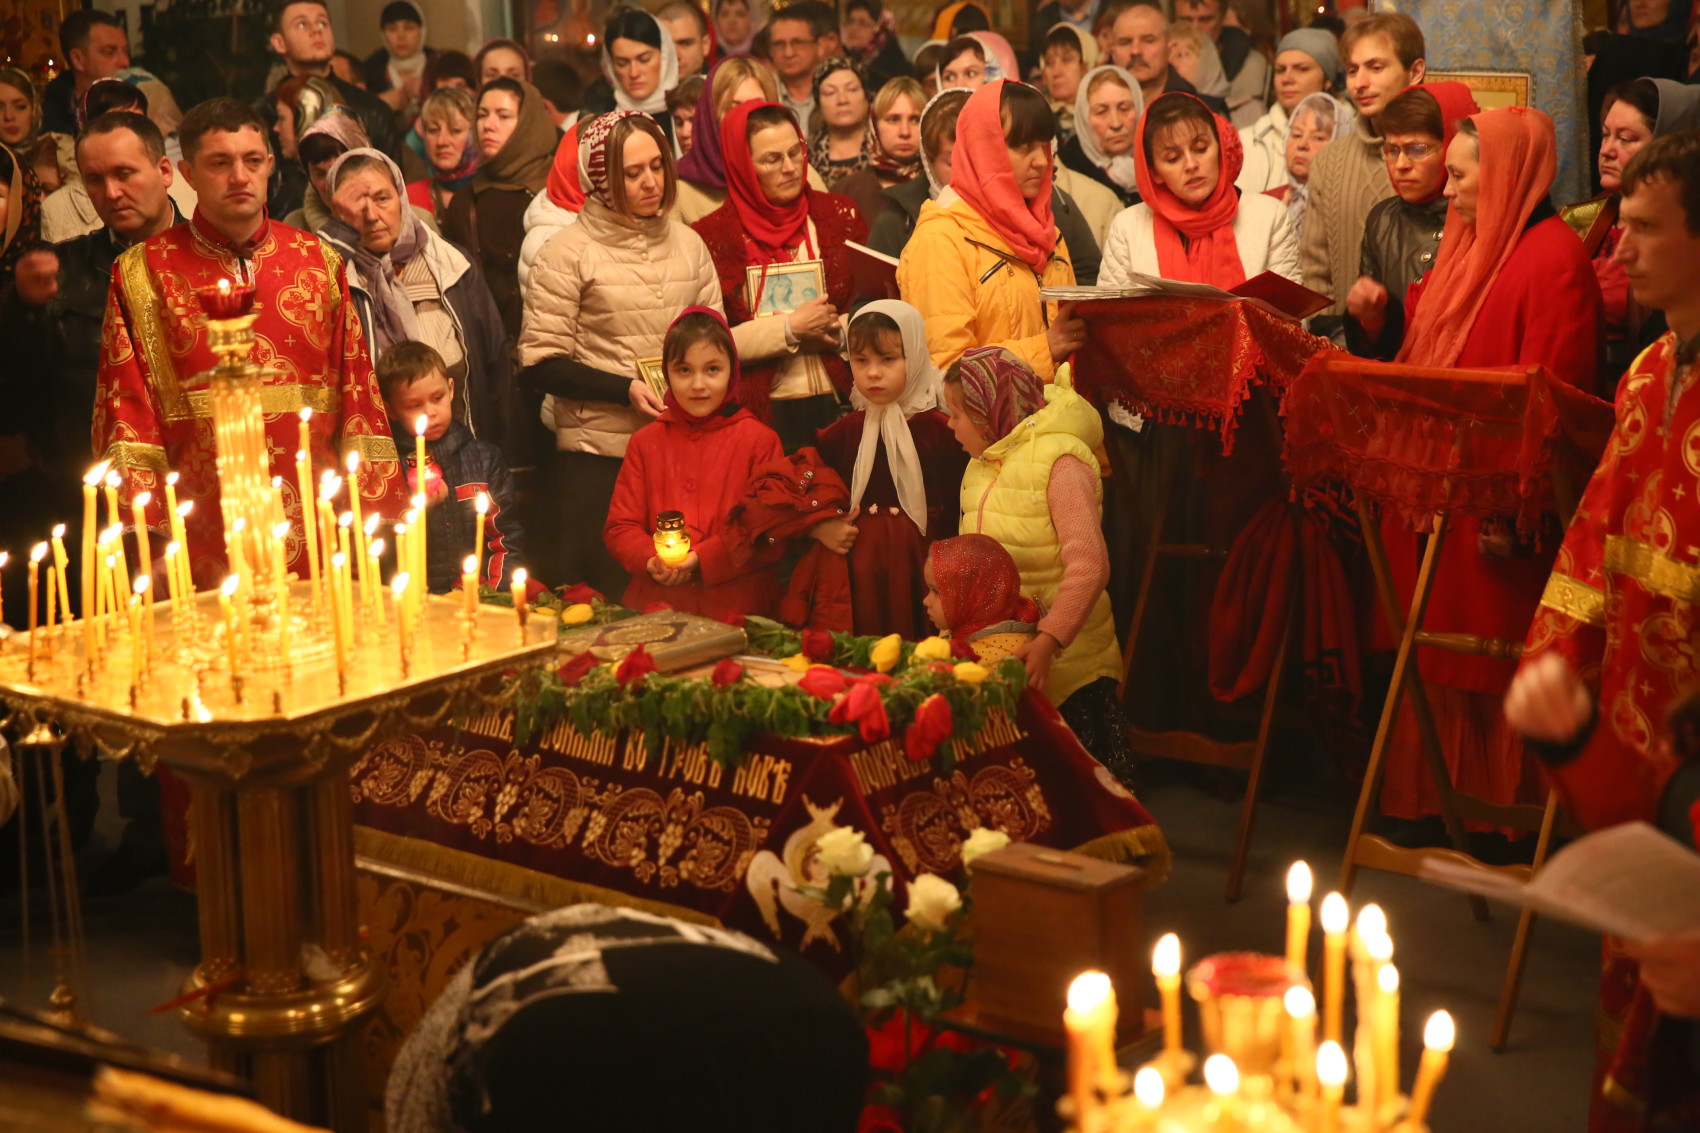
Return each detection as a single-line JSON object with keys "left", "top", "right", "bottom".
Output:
{"left": 0, "top": 0, "right": 1697, "bottom": 776}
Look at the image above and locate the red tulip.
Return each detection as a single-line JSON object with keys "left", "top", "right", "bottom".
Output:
{"left": 711, "top": 657, "right": 744, "bottom": 687}
{"left": 799, "top": 665, "right": 848, "bottom": 699}
{"left": 904, "top": 693, "right": 954, "bottom": 763}
{"left": 556, "top": 650, "right": 598, "bottom": 687}
{"left": 560, "top": 583, "right": 605, "bottom": 605}
{"left": 802, "top": 627, "right": 836, "bottom": 662}
{"left": 949, "top": 636, "right": 979, "bottom": 660}
{"left": 615, "top": 644, "right": 657, "bottom": 686}
{"left": 721, "top": 610, "right": 746, "bottom": 627}
{"left": 642, "top": 601, "right": 673, "bottom": 614}
{"left": 829, "top": 678, "right": 891, "bottom": 743}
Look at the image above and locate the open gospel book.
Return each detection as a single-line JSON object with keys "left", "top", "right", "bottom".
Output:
{"left": 1042, "top": 270, "right": 1333, "bottom": 321}
{"left": 1420, "top": 821, "right": 1700, "bottom": 942}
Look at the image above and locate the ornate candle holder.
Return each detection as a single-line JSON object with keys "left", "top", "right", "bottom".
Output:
{"left": 1188, "top": 953, "right": 1304, "bottom": 1080}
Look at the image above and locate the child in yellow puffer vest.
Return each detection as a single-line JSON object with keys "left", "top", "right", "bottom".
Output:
{"left": 940, "top": 346, "right": 1133, "bottom": 783}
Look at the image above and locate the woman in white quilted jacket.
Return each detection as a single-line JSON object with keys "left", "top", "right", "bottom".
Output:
{"left": 517, "top": 109, "right": 723, "bottom": 596}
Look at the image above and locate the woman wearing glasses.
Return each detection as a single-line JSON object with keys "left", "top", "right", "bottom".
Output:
{"left": 1343, "top": 82, "right": 1479, "bottom": 358}
{"left": 691, "top": 101, "right": 867, "bottom": 451}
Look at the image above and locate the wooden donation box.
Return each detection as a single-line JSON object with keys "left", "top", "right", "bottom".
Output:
{"left": 969, "top": 843, "right": 1147, "bottom": 1044}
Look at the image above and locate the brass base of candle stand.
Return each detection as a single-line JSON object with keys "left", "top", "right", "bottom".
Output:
{"left": 0, "top": 596, "right": 558, "bottom": 1131}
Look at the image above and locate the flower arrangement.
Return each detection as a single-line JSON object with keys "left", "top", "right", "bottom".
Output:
{"left": 804, "top": 824, "right": 1031, "bottom": 1133}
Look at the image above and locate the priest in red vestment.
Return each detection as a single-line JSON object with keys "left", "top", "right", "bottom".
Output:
{"left": 1506, "top": 132, "right": 1700, "bottom": 1133}
{"left": 1379, "top": 106, "right": 1604, "bottom": 822}
{"left": 92, "top": 97, "right": 406, "bottom": 585}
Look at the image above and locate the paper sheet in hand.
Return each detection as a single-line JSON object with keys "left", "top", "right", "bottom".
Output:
{"left": 1420, "top": 822, "right": 1700, "bottom": 941}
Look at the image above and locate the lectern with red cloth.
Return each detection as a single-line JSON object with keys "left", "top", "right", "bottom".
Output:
{"left": 1282, "top": 352, "right": 1614, "bottom": 1048}
{"left": 1070, "top": 294, "right": 1332, "bottom": 901}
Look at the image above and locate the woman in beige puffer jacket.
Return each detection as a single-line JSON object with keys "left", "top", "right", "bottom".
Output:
{"left": 518, "top": 110, "right": 723, "bottom": 595}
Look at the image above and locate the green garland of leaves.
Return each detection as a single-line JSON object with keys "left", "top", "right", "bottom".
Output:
{"left": 508, "top": 608, "right": 1026, "bottom": 773}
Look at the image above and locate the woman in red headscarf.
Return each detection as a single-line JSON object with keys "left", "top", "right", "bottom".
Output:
{"left": 603, "top": 307, "right": 786, "bottom": 621}
{"left": 691, "top": 99, "right": 868, "bottom": 452}
{"left": 1099, "top": 90, "right": 1300, "bottom": 289}
{"left": 1378, "top": 106, "right": 1604, "bottom": 825}
{"left": 896, "top": 79, "right": 1085, "bottom": 378}
{"left": 517, "top": 118, "right": 584, "bottom": 292}
{"left": 923, "top": 534, "right": 1041, "bottom": 665}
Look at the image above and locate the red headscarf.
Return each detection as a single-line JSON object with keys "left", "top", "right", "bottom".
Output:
{"left": 662, "top": 306, "right": 743, "bottom": 419}
{"left": 950, "top": 80, "right": 1058, "bottom": 272}
{"left": 720, "top": 100, "right": 812, "bottom": 264}
{"left": 1391, "top": 81, "right": 1481, "bottom": 205}
{"left": 1396, "top": 107, "right": 1558, "bottom": 370}
{"left": 1132, "top": 91, "right": 1247, "bottom": 289}
{"left": 544, "top": 116, "right": 585, "bottom": 211}
{"left": 930, "top": 534, "right": 1040, "bottom": 641}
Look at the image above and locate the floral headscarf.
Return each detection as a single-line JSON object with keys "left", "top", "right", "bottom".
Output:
{"left": 930, "top": 534, "right": 1039, "bottom": 640}
{"left": 1, "top": 142, "right": 46, "bottom": 277}
{"left": 950, "top": 345, "right": 1045, "bottom": 445}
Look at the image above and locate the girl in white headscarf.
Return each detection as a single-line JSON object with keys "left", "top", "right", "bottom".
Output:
{"left": 812, "top": 299, "right": 969, "bottom": 638}
{"left": 596, "top": 7, "right": 683, "bottom": 153}
{"left": 1058, "top": 63, "right": 1145, "bottom": 207}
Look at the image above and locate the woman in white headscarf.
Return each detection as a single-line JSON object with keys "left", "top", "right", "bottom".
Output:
{"left": 1266, "top": 91, "right": 1354, "bottom": 245}
{"left": 1057, "top": 62, "right": 1145, "bottom": 208}
{"left": 812, "top": 299, "right": 968, "bottom": 638}
{"left": 588, "top": 7, "right": 683, "bottom": 153}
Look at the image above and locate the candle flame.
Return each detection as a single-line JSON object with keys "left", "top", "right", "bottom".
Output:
{"left": 84, "top": 460, "right": 113, "bottom": 486}
{"left": 134, "top": 490, "right": 152, "bottom": 507}
{"left": 1317, "top": 1041, "right": 1348, "bottom": 1087}
{"left": 320, "top": 475, "right": 342, "bottom": 500}
{"left": 1066, "top": 970, "right": 1111, "bottom": 1013}
{"left": 1424, "top": 1011, "right": 1455, "bottom": 1052}
{"left": 1320, "top": 892, "right": 1348, "bottom": 934}
{"left": 365, "top": 513, "right": 380, "bottom": 536}
{"left": 299, "top": 407, "right": 313, "bottom": 423}
{"left": 99, "top": 524, "right": 120, "bottom": 544}
{"left": 133, "top": 574, "right": 150, "bottom": 595}
{"left": 1366, "top": 932, "right": 1393, "bottom": 963}
{"left": 401, "top": 511, "right": 416, "bottom": 527}
{"left": 475, "top": 491, "right": 489, "bottom": 515}
{"left": 1287, "top": 861, "right": 1313, "bottom": 904}
{"left": 30, "top": 542, "right": 48, "bottom": 562}
{"left": 414, "top": 414, "right": 428, "bottom": 436}
{"left": 221, "top": 575, "right": 240, "bottom": 598}
{"left": 1133, "top": 1066, "right": 1164, "bottom": 1108}
{"left": 216, "top": 278, "right": 231, "bottom": 293}
{"left": 232, "top": 517, "right": 246, "bottom": 534}
{"left": 411, "top": 493, "right": 426, "bottom": 510}
{"left": 1152, "top": 932, "right": 1180, "bottom": 978}
{"left": 346, "top": 450, "right": 360, "bottom": 473}
{"left": 105, "top": 554, "right": 116, "bottom": 568}
{"left": 271, "top": 475, "right": 283, "bottom": 489}
{"left": 462, "top": 555, "right": 479, "bottom": 575}
{"left": 166, "top": 471, "right": 179, "bottom": 486}
{"left": 339, "top": 512, "right": 353, "bottom": 529}
{"left": 392, "top": 573, "right": 410, "bottom": 595}
{"left": 1285, "top": 985, "right": 1315, "bottom": 1018}
{"left": 1203, "top": 1054, "right": 1238, "bottom": 1096}
{"left": 166, "top": 541, "right": 180, "bottom": 556}
{"left": 273, "top": 521, "right": 291, "bottom": 539}
{"left": 395, "top": 522, "right": 409, "bottom": 536}
{"left": 512, "top": 567, "right": 527, "bottom": 586}
{"left": 369, "top": 538, "right": 385, "bottom": 557}
{"left": 332, "top": 552, "right": 346, "bottom": 568}
{"left": 1378, "top": 963, "right": 1399, "bottom": 993}
{"left": 1356, "top": 904, "right": 1387, "bottom": 940}
{"left": 105, "top": 471, "right": 121, "bottom": 489}
{"left": 52, "top": 523, "right": 66, "bottom": 538}
{"left": 0, "top": 552, "right": 8, "bottom": 568}
{"left": 177, "top": 501, "right": 193, "bottom": 519}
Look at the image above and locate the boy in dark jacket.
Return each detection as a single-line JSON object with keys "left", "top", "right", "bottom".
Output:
{"left": 379, "top": 341, "right": 526, "bottom": 593}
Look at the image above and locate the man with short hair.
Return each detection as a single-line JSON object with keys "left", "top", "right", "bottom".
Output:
{"left": 1174, "top": 0, "right": 1268, "bottom": 127}
{"left": 1109, "top": 2, "right": 1226, "bottom": 114}
{"left": 93, "top": 98, "right": 406, "bottom": 583}
{"left": 41, "top": 10, "right": 131, "bottom": 135}
{"left": 1505, "top": 131, "right": 1700, "bottom": 1129}
{"left": 1298, "top": 11, "right": 1425, "bottom": 325}
{"left": 658, "top": 0, "right": 711, "bottom": 78}
{"left": 269, "top": 0, "right": 405, "bottom": 164}
{"left": 768, "top": 2, "right": 834, "bottom": 128}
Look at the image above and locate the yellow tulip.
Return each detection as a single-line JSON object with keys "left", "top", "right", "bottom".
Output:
{"left": 870, "top": 633, "right": 903, "bottom": 673}
{"left": 560, "top": 603, "right": 595, "bottom": 625}
{"left": 953, "top": 661, "right": 989, "bottom": 684}
{"left": 913, "top": 636, "right": 952, "bottom": 662}
{"left": 781, "top": 652, "right": 812, "bottom": 672}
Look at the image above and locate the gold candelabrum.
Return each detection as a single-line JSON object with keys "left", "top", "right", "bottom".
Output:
{"left": 1061, "top": 868, "right": 1456, "bottom": 1133}
{"left": 0, "top": 284, "right": 555, "bottom": 1131}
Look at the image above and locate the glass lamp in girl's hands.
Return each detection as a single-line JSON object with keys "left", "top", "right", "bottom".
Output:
{"left": 653, "top": 511, "right": 692, "bottom": 566}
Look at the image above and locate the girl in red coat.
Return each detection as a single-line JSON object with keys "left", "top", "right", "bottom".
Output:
{"left": 1380, "top": 106, "right": 1604, "bottom": 823}
{"left": 603, "top": 307, "right": 785, "bottom": 621}
{"left": 813, "top": 300, "right": 968, "bottom": 638}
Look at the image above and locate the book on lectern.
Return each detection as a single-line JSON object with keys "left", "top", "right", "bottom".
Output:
{"left": 1042, "top": 270, "right": 1332, "bottom": 320}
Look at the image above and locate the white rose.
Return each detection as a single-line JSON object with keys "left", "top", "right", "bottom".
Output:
{"left": 815, "top": 826, "right": 875, "bottom": 877}
{"left": 960, "top": 827, "right": 1011, "bottom": 869}
{"left": 906, "top": 873, "right": 963, "bottom": 933}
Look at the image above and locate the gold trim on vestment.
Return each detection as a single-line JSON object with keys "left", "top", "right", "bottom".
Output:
{"left": 183, "top": 384, "right": 336, "bottom": 419}
{"left": 101, "top": 440, "right": 170, "bottom": 473}
{"left": 1539, "top": 571, "right": 1607, "bottom": 626}
{"left": 1560, "top": 197, "right": 1608, "bottom": 242}
{"left": 116, "top": 244, "right": 188, "bottom": 420}
{"left": 346, "top": 433, "right": 400, "bottom": 462}
{"left": 1604, "top": 535, "right": 1700, "bottom": 605}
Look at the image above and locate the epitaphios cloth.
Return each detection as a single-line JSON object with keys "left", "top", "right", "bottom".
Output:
{"left": 1281, "top": 351, "right": 1615, "bottom": 537}
{"left": 1069, "top": 295, "right": 1328, "bottom": 449}
{"left": 349, "top": 690, "right": 1167, "bottom": 974}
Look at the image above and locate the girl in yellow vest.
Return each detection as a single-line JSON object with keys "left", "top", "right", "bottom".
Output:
{"left": 941, "top": 346, "right": 1132, "bottom": 781}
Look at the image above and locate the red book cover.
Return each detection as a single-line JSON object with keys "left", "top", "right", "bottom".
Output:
{"left": 1229, "top": 271, "right": 1332, "bottom": 320}
{"left": 846, "top": 240, "right": 901, "bottom": 302}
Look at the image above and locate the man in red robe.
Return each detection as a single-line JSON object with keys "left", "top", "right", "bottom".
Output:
{"left": 1506, "top": 132, "right": 1700, "bottom": 1133}
{"left": 93, "top": 96, "right": 405, "bottom": 584}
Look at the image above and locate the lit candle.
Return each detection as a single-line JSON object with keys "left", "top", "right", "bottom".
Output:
{"left": 1320, "top": 893, "right": 1348, "bottom": 1045}
{"left": 49, "top": 524, "right": 72, "bottom": 625}
{"left": 1354, "top": 905, "right": 1387, "bottom": 959}
{"left": 413, "top": 414, "right": 428, "bottom": 501}
{"left": 410, "top": 493, "right": 428, "bottom": 587}
{"left": 271, "top": 521, "right": 292, "bottom": 670}
{"left": 163, "top": 471, "right": 181, "bottom": 535}
{"left": 346, "top": 451, "right": 367, "bottom": 592}
{"left": 103, "top": 471, "right": 130, "bottom": 586}
{"left": 173, "top": 502, "right": 194, "bottom": 599}
{"left": 362, "top": 513, "right": 381, "bottom": 614}
{"left": 510, "top": 566, "right": 528, "bottom": 641}
{"left": 1133, "top": 1066, "right": 1164, "bottom": 1117}
{"left": 1374, "top": 963, "right": 1400, "bottom": 1119}
{"left": 394, "top": 520, "right": 412, "bottom": 619}
{"left": 392, "top": 573, "right": 412, "bottom": 676}
{"left": 367, "top": 538, "right": 388, "bottom": 632}
{"left": 1153, "top": 932, "right": 1182, "bottom": 1055}
{"left": 316, "top": 478, "right": 340, "bottom": 613}
{"left": 1203, "top": 1054, "right": 1239, "bottom": 1131}
{"left": 0, "top": 550, "right": 8, "bottom": 631}
{"left": 1317, "top": 1041, "right": 1347, "bottom": 1133}
{"left": 1284, "top": 985, "right": 1316, "bottom": 1100}
{"left": 1356, "top": 930, "right": 1393, "bottom": 1117}
{"left": 462, "top": 554, "right": 479, "bottom": 620}
{"left": 82, "top": 461, "right": 112, "bottom": 657}
{"left": 130, "top": 492, "right": 154, "bottom": 614}
{"left": 128, "top": 578, "right": 145, "bottom": 695}
{"left": 164, "top": 540, "right": 182, "bottom": 608}
{"left": 1286, "top": 862, "right": 1313, "bottom": 972}
{"left": 330, "top": 551, "right": 349, "bottom": 681}
{"left": 43, "top": 552, "right": 57, "bottom": 640}
{"left": 473, "top": 490, "right": 489, "bottom": 581}
{"left": 1405, "top": 1012, "right": 1454, "bottom": 1131}
{"left": 27, "top": 543, "right": 46, "bottom": 674}
{"left": 218, "top": 575, "right": 241, "bottom": 677}
{"left": 1065, "top": 971, "right": 1114, "bottom": 1125}
{"left": 295, "top": 443, "right": 321, "bottom": 614}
